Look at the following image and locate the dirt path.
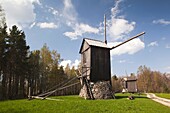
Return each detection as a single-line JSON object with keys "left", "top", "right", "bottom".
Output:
{"left": 146, "top": 93, "right": 170, "bottom": 107}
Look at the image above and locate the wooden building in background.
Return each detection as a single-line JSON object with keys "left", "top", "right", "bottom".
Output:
{"left": 79, "top": 38, "right": 111, "bottom": 82}
{"left": 122, "top": 77, "right": 137, "bottom": 93}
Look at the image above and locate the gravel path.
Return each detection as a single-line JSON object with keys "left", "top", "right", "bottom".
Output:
{"left": 146, "top": 93, "right": 170, "bottom": 107}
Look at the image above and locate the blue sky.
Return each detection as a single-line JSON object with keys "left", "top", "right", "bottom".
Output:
{"left": 0, "top": 0, "right": 170, "bottom": 76}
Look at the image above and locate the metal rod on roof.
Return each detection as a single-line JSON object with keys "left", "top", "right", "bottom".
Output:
{"left": 110, "top": 32, "right": 145, "bottom": 50}
{"left": 104, "top": 14, "right": 107, "bottom": 44}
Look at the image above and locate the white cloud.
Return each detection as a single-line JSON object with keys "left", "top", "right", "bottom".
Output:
{"left": 48, "top": 7, "right": 59, "bottom": 16}
{"left": 108, "top": 18, "right": 136, "bottom": 40}
{"left": 37, "top": 22, "right": 58, "bottom": 29}
{"left": 29, "top": 22, "right": 36, "bottom": 28}
{"left": 165, "top": 66, "right": 170, "bottom": 73}
{"left": 153, "top": 19, "right": 170, "bottom": 25}
{"left": 166, "top": 44, "right": 170, "bottom": 49}
{"left": 62, "top": 0, "right": 99, "bottom": 40}
{"left": 0, "top": 0, "right": 40, "bottom": 29}
{"left": 79, "top": 23, "right": 99, "bottom": 34}
{"left": 63, "top": 0, "right": 77, "bottom": 25}
{"left": 60, "top": 59, "right": 80, "bottom": 69}
{"left": 108, "top": 38, "right": 145, "bottom": 56}
{"left": 110, "top": 0, "right": 122, "bottom": 17}
{"left": 148, "top": 41, "right": 158, "bottom": 47}
{"left": 107, "top": 0, "right": 136, "bottom": 40}
{"left": 72, "top": 59, "right": 81, "bottom": 69}
{"left": 63, "top": 32, "right": 79, "bottom": 40}
{"left": 63, "top": 23, "right": 99, "bottom": 40}
{"left": 59, "top": 60, "right": 72, "bottom": 69}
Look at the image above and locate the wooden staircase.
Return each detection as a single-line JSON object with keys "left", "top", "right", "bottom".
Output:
{"left": 84, "top": 77, "right": 94, "bottom": 100}
{"left": 78, "top": 66, "right": 94, "bottom": 100}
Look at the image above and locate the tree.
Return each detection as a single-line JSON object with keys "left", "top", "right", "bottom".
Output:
{"left": 0, "top": 5, "right": 80, "bottom": 99}
{"left": 111, "top": 75, "right": 122, "bottom": 93}
{"left": 0, "top": 23, "right": 30, "bottom": 100}
{"left": 39, "top": 44, "right": 67, "bottom": 93}
{"left": 39, "top": 44, "right": 53, "bottom": 92}
{"left": 0, "top": 6, "right": 7, "bottom": 100}
{"left": 137, "top": 65, "right": 170, "bottom": 93}
{"left": 65, "top": 64, "right": 71, "bottom": 77}
{"left": 70, "top": 66, "right": 76, "bottom": 77}
{"left": 137, "top": 65, "right": 151, "bottom": 93}
{"left": 27, "top": 44, "right": 68, "bottom": 96}
{"left": 28, "top": 50, "right": 41, "bottom": 95}
{"left": 5, "top": 25, "right": 29, "bottom": 99}
{"left": 47, "top": 50, "right": 65, "bottom": 90}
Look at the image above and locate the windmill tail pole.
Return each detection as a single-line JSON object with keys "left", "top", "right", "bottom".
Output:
{"left": 110, "top": 32, "right": 145, "bottom": 50}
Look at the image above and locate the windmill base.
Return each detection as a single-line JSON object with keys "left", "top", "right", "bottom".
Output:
{"left": 79, "top": 81, "right": 115, "bottom": 99}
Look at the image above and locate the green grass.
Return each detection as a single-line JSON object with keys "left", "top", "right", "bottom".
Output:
{"left": 155, "top": 93, "right": 170, "bottom": 99}
{"left": 0, "top": 93, "right": 169, "bottom": 113}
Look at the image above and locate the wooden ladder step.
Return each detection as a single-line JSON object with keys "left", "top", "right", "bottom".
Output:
{"left": 84, "top": 77, "right": 94, "bottom": 100}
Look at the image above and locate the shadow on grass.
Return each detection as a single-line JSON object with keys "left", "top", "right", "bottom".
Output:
{"left": 115, "top": 94, "right": 148, "bottom": 99}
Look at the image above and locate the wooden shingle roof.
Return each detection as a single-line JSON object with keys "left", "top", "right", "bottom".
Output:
{"left": 84, "top": 38, "right": 109, "bottom": 48}
{"left": 79, "top": 38, "right": 110, "bottom": 53}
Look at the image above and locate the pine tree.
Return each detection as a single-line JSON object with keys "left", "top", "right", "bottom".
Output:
{"left": 0, "top": 5, "right": 8, "bottom": 100}
{"left": 28, "top": 50, "right": 41, "bottom": 95}
{"left": 3, "top": 25, "right": 30, "bottom": 99}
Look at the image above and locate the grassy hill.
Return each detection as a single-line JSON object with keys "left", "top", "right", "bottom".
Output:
{"left": 155, "top": 93, "right": 170, "bottom": 99}
{"left": 0, "top": 93, "right": 169, "bottom": 113}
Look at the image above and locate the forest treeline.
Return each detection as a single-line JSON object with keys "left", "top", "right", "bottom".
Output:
{"left": 112, "top": 65, "right": 170, "bottom": 93}
{"left": 0, "top": 23, "right": 80, "bottom": 100}
{"left": 0, "top": 8, "right": 80, "bottom": 100}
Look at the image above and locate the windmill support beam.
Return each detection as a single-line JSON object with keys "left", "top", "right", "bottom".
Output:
{"left": 110, "top": 32, "right": 145, "bottom": 50}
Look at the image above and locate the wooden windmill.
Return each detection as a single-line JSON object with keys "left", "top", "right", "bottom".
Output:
{"left": 79, "top": 15, "right": 145, "bottom": 99}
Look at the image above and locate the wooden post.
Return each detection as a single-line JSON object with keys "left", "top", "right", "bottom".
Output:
{"left": 28, "top": 87, "right": 31, "bottom": 100}
{"left": 104, "top": 14, "right": 107, "bottom": 44}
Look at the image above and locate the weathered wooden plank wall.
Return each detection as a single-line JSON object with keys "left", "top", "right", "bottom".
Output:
{"left": 90, "top": 47, "right": 111, "bottom": 82}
